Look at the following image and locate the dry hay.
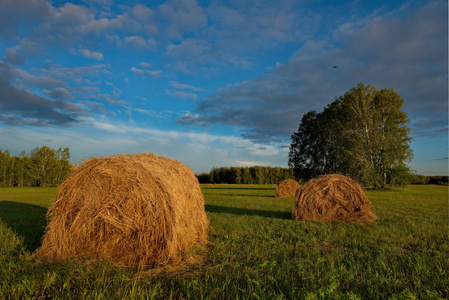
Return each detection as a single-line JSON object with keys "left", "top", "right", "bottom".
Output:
{"left": 36, "top": 153, "right": 209, "bottom": 267}
{"left": 276, "top": 179, "right": 301, "bottom": 197}
{"left": 293, "top": 174, "right": 377, "bottom": 222}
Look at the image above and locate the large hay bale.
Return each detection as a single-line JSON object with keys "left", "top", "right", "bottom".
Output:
{"left": 276, "top": 179, "right": 301, "bottom": 197}
{"left": 293, "top": 174, "right": 377, "bottom": 222}
{"left": 36, "top": 153, "right": 209, "bottom": 267}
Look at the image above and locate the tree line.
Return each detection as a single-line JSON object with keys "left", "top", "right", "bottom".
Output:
{"left": 289, "top": 83, "right": 413, "bottom": 188}
{"left": 196, "top": 166, "right": 294, "bottom": 184}
{"left": 409, "top": 174, "right": 448, "bottom": 185}
{"left": 0, "top": 144, "right": 444, "bottom": 188}
{"left": 0, "top": 146, "right": 72, "bottom": 187}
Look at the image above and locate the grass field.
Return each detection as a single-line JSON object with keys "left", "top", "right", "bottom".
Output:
{"left": 0, "top": 185, "right": 447, "bottom": 299}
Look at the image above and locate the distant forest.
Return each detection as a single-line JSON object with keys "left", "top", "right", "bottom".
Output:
{"left": 196, "top": 166, "right": 448, "bottom": 186}
{"left": 408, "top": 174, "right": 448, "bottom": 186}
{"left": 0, "top": 146, "right": 71, "bottom": 187}
{"left": 196, "top": 166, "right": 294, "bottom": 184}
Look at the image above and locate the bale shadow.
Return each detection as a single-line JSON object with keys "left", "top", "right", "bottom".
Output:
{"left": 206, "top": 187, "right": 274, "bottom": 191}
{"left": 202, "top": 192, "right": 275, "bottom": 198}
{"left": 225, "top": 194, "right": 275, "bottom": 198}
{"left": 0, "top": 201, "right": 47, "bottom": 252}
{"left": 205, "top": 204, "right": 291, "bottom": 220}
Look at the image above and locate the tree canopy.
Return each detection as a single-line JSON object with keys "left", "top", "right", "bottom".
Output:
{"left": 288, "top": 83, "right": 413, "bottom": 188}
{"left": 0, "top": 146, "right": 72, "bottom": 187}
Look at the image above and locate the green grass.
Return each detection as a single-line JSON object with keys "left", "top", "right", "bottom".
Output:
{"left": 0, "top": 185, "right": 447, "bottom": 299}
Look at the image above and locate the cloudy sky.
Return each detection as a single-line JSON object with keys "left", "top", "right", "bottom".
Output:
{"left": 0, "top": 0, "right": 447, "bottom": 175}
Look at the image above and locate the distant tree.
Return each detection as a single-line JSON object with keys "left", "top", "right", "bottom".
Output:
{"left": 409, "top": 174, "right": 429, "bottom": 185}
{"left": 196, "top": 173, "right": 212, "bottom": 183}
{"left": 242, "top": 167, "right": 253, "bottom": 184}
{"left": 0, "top": 146, "right": 72, "bottom": 187}
{"left": 0, "top": 150, "right": 11, "bottom": 186}
{"left": 30, "top": 146, "right": 57, "bottom": 187}
{"left": 288, "top": 111, "right": 323, "bottom": 180}
{"left": 220, "top": 167, "right": 232, "bottom": 183}
{"left": 253, "top": 166, "right": 265, "bottom": 184}
{"left": 229, "top": 167, "right": 242, "bottom": 184}
{"left": 18, "top": 151, "right": 33, "bottom": 186}
{"left": 54, "top": 147, "right": 71, "bottom": 184}
{"left": 11, "top": 155, "right": 25, "bottom": 187}
{"left": 210, "top": 168, "right": 220, "bottom": 183}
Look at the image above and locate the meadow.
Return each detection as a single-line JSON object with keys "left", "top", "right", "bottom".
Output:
{"left": 0, "top": 185, "right": 447, "bottom": 299}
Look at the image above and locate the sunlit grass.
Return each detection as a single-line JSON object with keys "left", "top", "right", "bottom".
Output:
{"left": 0, "top": 185, "right": 447, "bottom": 299}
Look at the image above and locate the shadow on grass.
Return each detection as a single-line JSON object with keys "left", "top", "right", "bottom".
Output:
{"left": 205, "top": 204, "right": 291, "bottom": 219}
{"left": 204, "top": 187, "right": 275, "bottom": 191}
{"left": 0, "top": 201, "right": 47, "bottom": 252}
{"left": 202, "top": 192, "right": 275, "bottom": 198}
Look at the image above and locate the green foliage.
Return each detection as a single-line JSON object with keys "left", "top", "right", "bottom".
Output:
{"left": 0, "top": 185, "right": 447, "bottom": 299}
{"left": 428, "top": 176, "right": 449, "bottom": 185}
{"left": 199, "top": 166, "right": 294, "bottom": 184}
{"left": 196, "top": 172, "right": 212, "bottom": 184}
{"left": 409, "top": 174, "right": 430, "bottom": 185}
{"left": 0, "top": 147, "right": 71, "bottom": 187}
{"left": 406, "top": 174, "right": 448, "bottom": 185}
{"left": 289, "top": 83, "right": 413, "bottom": 188}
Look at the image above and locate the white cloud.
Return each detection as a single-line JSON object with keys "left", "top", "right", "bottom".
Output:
{"left": 5, "top": 48, "right": 26, "bottom": 65}
{"left": 25, "top": 62, "right": 112, "bottom": 86}
{"left": 166, "top": 38, "right": 211, "bottom": 58}
{"left": 158, "top": 0, "right": 207, "bottom": 39}
{"left": 77, "top": 17, "right": 122, "bottom": 35}
{"left": 79, "top": 48, "right": 104, "bottom": 60}
{"left": 130, "top": 66, "right": 162, "bottom": 78}
{"left": 0, "top": 64, "right": 85, "bottom": 127}
{"left": 139, "top": 62, "right": 152, "bottom": 68}
{"left": 44, "top": 87, "right": 74, "bottom": 100}
{"left": 13, "top": 68, "right": 67, "bottom": 89}
{"left": 132, "top": 4, "right": 154, "bottom": 22}
{"left": 53, "top": 3, "right": 94, "bottom": 26}
{"left": 165, "top": 81, "right": 202, "bottom": 100}
{"left": 0, "top": 0, "right": 52, "bottom": 39}
{"left": 124, "top": 36, "right": 146, "bottom": 48}
{"left": 169, "top": 81, "right": 202, "bottom": 92}
{"left": 235, "top": 160, "right": 267, "bottom": 167}
{"left": 81, "top": 0, "right": 113, "bottom": 8}
{"left": 164, "top": 89, "right": 198, "bottom": 100}
{"left": 92, "top": 121, "right": 124, "bottom": 133}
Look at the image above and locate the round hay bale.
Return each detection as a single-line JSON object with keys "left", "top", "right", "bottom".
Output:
{"left": 276, "top": 179, "right": 301, "bottom": 197}
{"left": 293, "top": 174, "right": 377, "bottom": 222}
{"left": 36, "top": 153, "right": 209, "bottom": 267}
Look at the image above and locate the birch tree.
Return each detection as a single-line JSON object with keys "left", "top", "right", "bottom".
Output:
{"left": 289, "top": 83, "right": 413, "bottom": 188}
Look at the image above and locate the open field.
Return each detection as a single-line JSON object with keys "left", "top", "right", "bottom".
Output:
{"left": 0, "top": 185, "right": 448, "bottom": 299}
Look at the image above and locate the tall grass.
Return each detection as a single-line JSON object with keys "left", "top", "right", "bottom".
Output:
{"left": 0, "top": 185, "right": 447, "bottom": 299}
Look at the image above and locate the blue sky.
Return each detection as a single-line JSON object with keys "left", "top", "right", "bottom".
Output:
{"left": 0, "top": 0, "right": 447, "bottom": 175}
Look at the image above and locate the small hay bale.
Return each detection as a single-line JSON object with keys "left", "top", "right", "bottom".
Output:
{"left": 36, "top": 153, "right": 209, "bottom": 267}
{"left": 276, "top": 179, "right": 300, "bottom": 197}
{"left": 293, "top": 174, "right": 377, "bottom": 222}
